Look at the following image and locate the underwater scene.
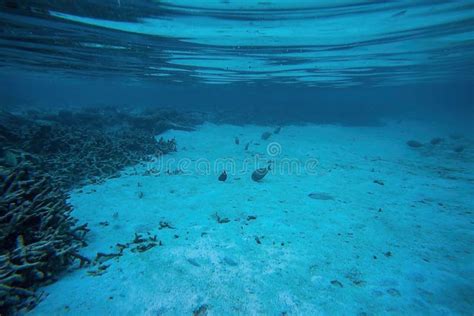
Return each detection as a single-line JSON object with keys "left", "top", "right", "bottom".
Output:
{"left": 1, "top": 1, "right": 473, "bottom": 315}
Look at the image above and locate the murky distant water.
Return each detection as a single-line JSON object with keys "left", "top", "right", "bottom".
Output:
{"left": 1, "top": 1, "right": 474, "bottom": 86}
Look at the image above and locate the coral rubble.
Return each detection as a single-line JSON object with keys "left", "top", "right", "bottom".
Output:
{"left": 1, "top": 107, "right": 196, "bottom": 189}
{"left": 0, "top": 165, "right": 89, "bottom": 314}
{"left": 0, "top": 107, "right": 199, "bottom": 313}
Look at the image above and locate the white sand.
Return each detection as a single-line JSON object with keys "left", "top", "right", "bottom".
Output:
{"left": 30, "top": 122, "right": 473, "bottom": 315}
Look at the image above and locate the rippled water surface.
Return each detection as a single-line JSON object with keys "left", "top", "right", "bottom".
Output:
{"left": 1, "top": 0, "right": 474, "bottom": 86}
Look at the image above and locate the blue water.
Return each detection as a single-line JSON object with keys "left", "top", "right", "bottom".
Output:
{"left": 2, "top": 1, "right": 474, "bottom": 84}
{"left": 1, "top": 1, "right": 474, "bottom": 315}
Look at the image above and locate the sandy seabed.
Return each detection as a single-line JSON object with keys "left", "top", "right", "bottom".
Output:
{"left": 30, "top": 121, "right": 473, "bottom": 315}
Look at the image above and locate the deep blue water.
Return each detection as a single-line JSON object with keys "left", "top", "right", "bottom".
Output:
{"left": 1, "top": 72, "right": 473, "bottom": 130}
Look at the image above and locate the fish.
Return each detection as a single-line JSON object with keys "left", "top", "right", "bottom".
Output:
{"left": 406, "top": 140, "right": 423, "bottom": 148}
{"left": 235, "top": 136, "right": 240, "bottom": 145}
{"left": 251, "top": 164, "right": 271, "bottom": 182}
{"left": 245, "top": 142, "right": 251, "bottom": 150}
{"left": 261, "top": 131, "right": 272, "bottom": 140}
{"left": 193, "top": 305, "right": 208, "bottom": 316}
{"left": 274, "top": 126, "right": 281, "bottom": 134}
{"left": 218, "top": 170, "right": 227, "bottom": 181}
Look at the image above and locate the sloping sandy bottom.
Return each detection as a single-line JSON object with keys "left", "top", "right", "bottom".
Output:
{"left": 30, "top": 122, "right": 473, "bottom": 315}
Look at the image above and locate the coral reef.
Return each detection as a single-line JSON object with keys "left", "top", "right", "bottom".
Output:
{"left": 0, "top": 164, "right": 89, "bottom": 315}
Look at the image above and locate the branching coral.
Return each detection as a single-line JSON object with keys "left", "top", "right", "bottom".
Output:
{"left": 1, "top": 107, "right": 194, "bottom": 189}
{"left": 0, "top": 165, "right": 89, "bottom": 314}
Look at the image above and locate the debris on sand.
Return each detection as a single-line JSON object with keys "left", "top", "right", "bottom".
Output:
{"left": 274, "top": 126, "right": 282, "bottom": 134}
{"left": 159, "top": 221, "right": 175, "bottom": 230}
{"left": 213, "top": 213, "right": 230, "bottom": 224}
{"left": 406, "top": 140, "right": 423, "bottom": 148}
{"left": 94, "top": 252, "right": 122, "bottom": 265}
{"left": 344, "top": 268, "right": 366, "bottom": 287}
{"left": 133, "top": 233, "right": 147, "bottom": 243}
{"left": 308, "top": 192, "right": 334, "bottom": 200}
{"left": 234, "top": 136, "right": 240, "bottom": 145}
{"left": 87, "top": 264, "right": 110, "bottom": 277}
{"left": 158, "top": 221, "right": 175, "bottom": 229}
{"left": 131, "top": 243, "right": 157, "bottom": 253}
